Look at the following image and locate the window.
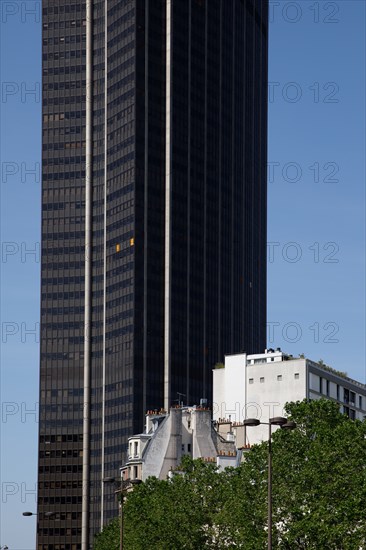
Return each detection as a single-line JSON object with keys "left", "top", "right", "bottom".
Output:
{"left": 182, "top": 444, "right": 185, "bottom": 452}
{"left": 359, "top": 396, "right": 362, "bottom": 409}
{"left": 260, "top": 377, "right": 264, "bottom": 383}
{"left": 326, "top": 380, "right": 330, "bottom": 396}
{"left": 187, "top": 444, "right": 191, "bottom": 452}
{"left": 350, "top": 391, "right": 356, "bottom": 406}
{"left": 249, "top": 378, "right": 254, "bottom": 384}
{"left": 294, "top": 373, "right": 299, "bottom": 379}
{"left": 277, "top": 375, "right": 282, "bottom": 381}
{"left": 319, "top": 377, "right": 323, "bottom": 393}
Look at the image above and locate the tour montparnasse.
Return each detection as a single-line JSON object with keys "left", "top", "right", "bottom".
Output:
{"left": 38, "top": 1, "right": 268, "bottom": 547}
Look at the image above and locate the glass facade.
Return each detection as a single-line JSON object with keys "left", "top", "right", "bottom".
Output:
{"left": 38, "top": 0, "right": 268, "bottom": 547}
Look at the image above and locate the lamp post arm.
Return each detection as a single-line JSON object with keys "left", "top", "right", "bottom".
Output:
{"left": 244, "top": 416, "right": 295, "bottom": 550}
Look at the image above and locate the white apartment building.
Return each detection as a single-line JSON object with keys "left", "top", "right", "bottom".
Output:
{"left": 213, "top": 349, "right": 366, "bottom": 445}
{"left": 121, "top": 405, "right": 244, "bottom": 483}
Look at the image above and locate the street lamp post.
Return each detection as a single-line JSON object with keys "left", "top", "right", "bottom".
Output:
{"left": 103, "top": 476, "right": 142, "bottom": 550}
{"left": 22, "top": 511, "right": 57, "bottom": 550}
{"left": 22, "top": 512, "right": 56, "bottom": 518}
{"left": 244, "top": 416, "right": 296, "bottom": 550}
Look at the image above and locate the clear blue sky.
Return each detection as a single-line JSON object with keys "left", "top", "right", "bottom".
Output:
{"left": 0, "top": 1, "right": 365, "bottom": 548}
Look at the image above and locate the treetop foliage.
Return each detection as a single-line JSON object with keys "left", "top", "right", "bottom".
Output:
{"left": 94, "top": 399, "right": 366, "bottom": 549}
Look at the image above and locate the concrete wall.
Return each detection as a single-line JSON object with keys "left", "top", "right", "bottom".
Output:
{"left": 232, "top": 424, "right": 245, "bottom": 448}
{"left": 212, "top": 367, "right": 225, "bottom": 420}
{"left": 142, "top": 408, "right": 236, "bottom": 481}
{"left": 162, "top": 408, "right": 183, "bottom": 479}
{"left": 245, "top": 358, "right": 306, "bottom": 444}
{"left": 213, "top": 353, "right": 247, "bottom": 423}
{"left": 213, "top": 355, "right": 307, "bottom": 445}
{"left": 216, "top": 454, "right": 237, "bottom": 471}
{"left": 210, "top": 425, "right": 237, "bottom": 455}
{"left": 181, "top": 410, "right": 193, "bottom": 454}
{"left": 142, "top": 413, "right": 177, "bottom": 480}
{"left": 191, "top": 409, "right": 217, "bottom": 458}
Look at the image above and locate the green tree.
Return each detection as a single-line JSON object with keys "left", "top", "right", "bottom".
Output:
{"left": 273, "top": 399, "right": 366, "bottom": 549}
{"left": 94, "top": 400, "right": 366, "bottom": 549}
{"left": 94, "top": 517, "right": 119, "bottom": 550}
{"left": 222, "top": 399, "right": 366, "bottom": 549}
{"left": 123, "top": 457, "right": 229, "bottom": 549}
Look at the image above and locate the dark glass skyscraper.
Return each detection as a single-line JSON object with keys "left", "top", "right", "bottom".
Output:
{"left": 38, "top": 0, "right": 268, "bottom": 547}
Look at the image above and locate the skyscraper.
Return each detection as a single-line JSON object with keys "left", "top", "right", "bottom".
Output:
{"left": 38, "top": 0, "right": 268, "bottom": 548}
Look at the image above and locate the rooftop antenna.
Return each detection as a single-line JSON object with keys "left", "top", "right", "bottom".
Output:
{"left": 176, "top": 392, "right": 186, "bottom": 407}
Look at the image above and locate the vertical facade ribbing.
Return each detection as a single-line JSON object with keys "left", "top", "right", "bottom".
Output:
{"left": 38, "top": 1, "right": 268, "bottom": 547}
